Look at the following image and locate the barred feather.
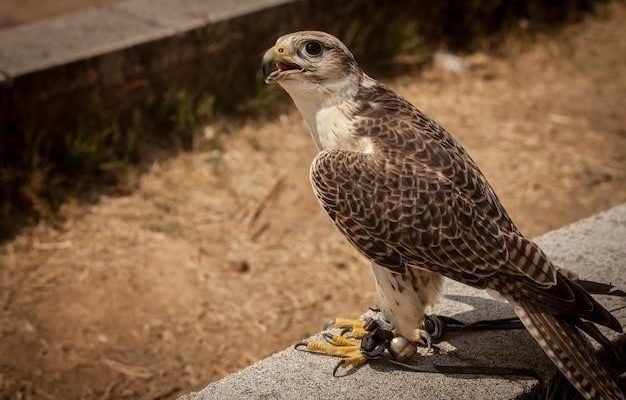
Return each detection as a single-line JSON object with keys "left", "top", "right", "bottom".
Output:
{"left": 515, "top": 302, "right": 624, "bottom": 400}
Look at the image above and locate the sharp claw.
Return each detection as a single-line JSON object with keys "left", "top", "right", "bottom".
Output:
{"left": 421, "top": 330, "right": 433, "bottom": 353}
{"left": 323, "top": 320, "right": 335, "bottom": 330}
{"left": 294, "top": 342, "right": 309, "bottom": 351}
{"left": 339, "top": 327, "right": 351, "bottom": 336}
{"left": 415, "top": 328, "right": 442, "bottom": 356}
{"left": 424, "top": 315, "right": 444, "bottom": 340}
{"left": 332, "top": 359, "right": 345, "bottom": 377}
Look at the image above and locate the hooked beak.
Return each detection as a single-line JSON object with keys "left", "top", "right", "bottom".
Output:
{"left": 262, "top": 46, "right": 304, "bottom": 84}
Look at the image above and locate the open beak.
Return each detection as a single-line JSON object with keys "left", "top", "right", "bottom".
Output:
{"left": 262, "top": 46, "right": 304, "bottom": 84}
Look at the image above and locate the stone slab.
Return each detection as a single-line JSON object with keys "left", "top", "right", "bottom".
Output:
{"left": 112, "top": 0, "right": 292, "bottom": 33}
{"left": 0, "top": 6, "right": 157, "bottom": 77}
{"left": 181, "top": 204, "right": 626, "bottom": 400}
{"left": 0, "top": 0, "right": 296, "bottom": 78}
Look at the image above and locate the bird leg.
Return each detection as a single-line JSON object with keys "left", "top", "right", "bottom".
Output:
{"left": 297, "top": 311, "right": 523, "bottom": 374}
{"left": 296, "top": 313, "right": 540, "bottom": 378}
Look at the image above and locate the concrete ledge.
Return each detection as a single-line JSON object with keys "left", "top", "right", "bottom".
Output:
{"left": 0, "top": 0, "right": 293, "bottom": 78}
{"left": 181, "top": 204, "right": 626, "bottom": 400}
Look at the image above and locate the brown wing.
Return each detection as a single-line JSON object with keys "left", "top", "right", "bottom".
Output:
{"left": 311, "top": 148, "right": 534, "bottom": 279}
{"left": 353, "top": 81, "right": 519, "bottom": 236}
{"left": 309, "top": 148, "right": 620, "bottom": 331}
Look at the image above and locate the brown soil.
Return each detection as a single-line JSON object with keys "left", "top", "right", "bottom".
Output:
{"left": 0, "top": 0, "right": 122, "bottom": 28}
{"left": 2, "top": 3, "right": 626, "bottom": 400}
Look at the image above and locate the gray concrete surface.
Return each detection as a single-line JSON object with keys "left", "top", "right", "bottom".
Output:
{"left": 180, "top": 204, "right": 626, "bottom": 400}
{"left": 0, "top": 0, "right": 293, "bottom": 77}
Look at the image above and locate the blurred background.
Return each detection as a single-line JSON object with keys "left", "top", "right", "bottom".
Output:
{"left": 0, "top": 0, "right": 624, "bottom": 399}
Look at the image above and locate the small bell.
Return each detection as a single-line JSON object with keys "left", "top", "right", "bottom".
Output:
{"left": 389, "top": 336, "right": 417, "bottom": 362}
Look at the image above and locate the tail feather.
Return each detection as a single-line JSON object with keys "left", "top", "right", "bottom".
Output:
{"left": 514, "top": 302, "right": 624, "bottom": 400}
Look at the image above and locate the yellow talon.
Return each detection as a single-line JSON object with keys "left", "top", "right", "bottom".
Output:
{"left": 333, "top": 317, "right": 367, "bottom": 338}
{"left": 325, "top": 334, "right": 360, "bottom": 347}
{"left": 351, "top": 326, "right": 367, "bottom": 338}
{"left": 298, "top": 317, "right": 369, "bottom": 370}
{"left": 305, "top": 340, "right": 367, "bottom": 366}
{"left": 306, "top": 340, "right": 358, "bottom": 356}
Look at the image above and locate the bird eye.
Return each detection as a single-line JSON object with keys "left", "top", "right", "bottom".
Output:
{"left": 304, "top": 41, "right": 323, "bottom": 56}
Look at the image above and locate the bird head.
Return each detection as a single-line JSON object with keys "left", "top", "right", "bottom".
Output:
{"left": 262, "top": 31, "right": 360, "bottom": 96}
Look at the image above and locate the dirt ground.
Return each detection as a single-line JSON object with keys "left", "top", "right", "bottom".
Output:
{"left": 0, "top": 0, "right": 121, "bottom": 28}
{"left": 2, "top": 3, "right": 626, "bottom": 400}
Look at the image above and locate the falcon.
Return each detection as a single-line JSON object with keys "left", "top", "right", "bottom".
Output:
{"left": 261, "top": 31, "right": 624, "bottom": 400}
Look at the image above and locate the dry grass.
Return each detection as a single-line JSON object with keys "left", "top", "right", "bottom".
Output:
{"left": 1, "top": 3, "right": 626, "bottom": 399}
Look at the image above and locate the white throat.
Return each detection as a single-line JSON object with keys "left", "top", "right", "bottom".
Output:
{"left": 279, "top": 75, "right": 370, "bottom": 152}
